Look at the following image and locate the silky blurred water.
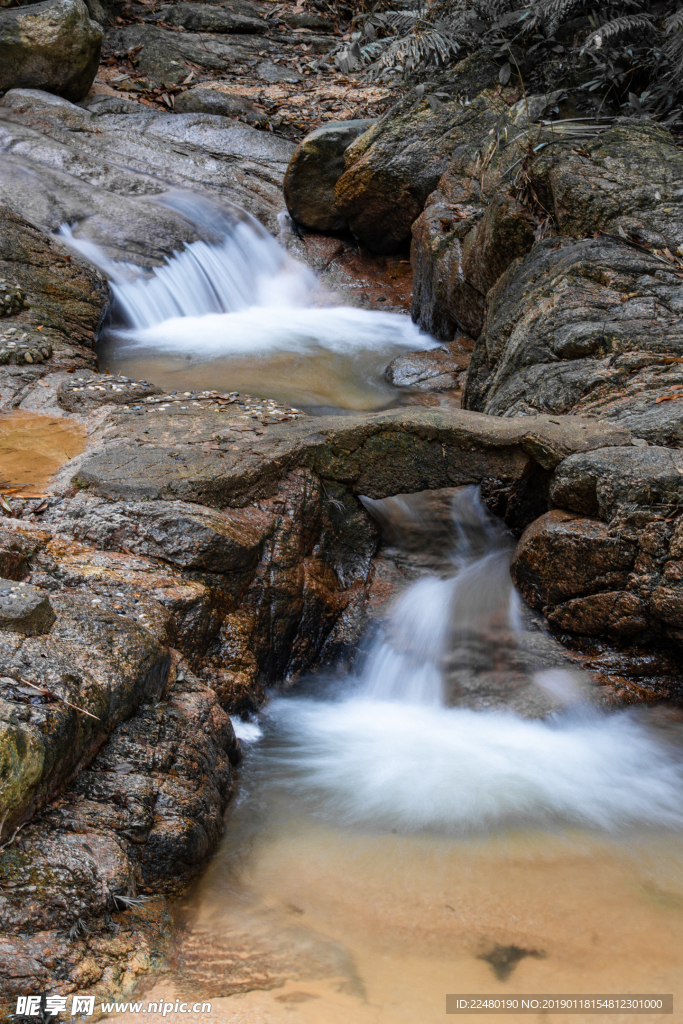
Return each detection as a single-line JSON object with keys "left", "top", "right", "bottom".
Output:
{"left": 59, "top": 199, "right": 437, "bottom": 410}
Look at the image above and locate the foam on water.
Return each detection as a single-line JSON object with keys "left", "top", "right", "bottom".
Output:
{"left": 260, "top": 697, "right": 683, "bottom": 834}
{"left": 246, "top": 488, "right": 683, "bottom": 837}
{"left": 58, "top": 203, "right": 435, "bottom": 371}
{"left": 232, "top": 717, "right": 264, "bottom": 743}
{"left": 119, "top": 305, "right": 433, "bottom": 358}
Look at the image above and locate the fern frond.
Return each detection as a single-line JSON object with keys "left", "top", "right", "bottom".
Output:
{"left": 665, "top": 7, "right": 683, "bottom": 35}
{"left": 370, "top": 10, "right": 420, "bottom": 34}
{"left": 664, "top": 25, "right": 683, "bottom": 75}
{"left": 584, "top": 14, "right": 654, "bottom": 49}
{"left": 527, "top": 0, "right": 584, "bottom": 29}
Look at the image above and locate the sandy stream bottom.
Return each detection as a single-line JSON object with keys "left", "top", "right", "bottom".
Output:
{"left": 111, "top": 823, "right": 683, "bottom": 1024}
{"left": 97, "top": 343, "right": 413, "bottom": 413}
{"left": 0, "top": 412, "right": 86, "bottom": 496}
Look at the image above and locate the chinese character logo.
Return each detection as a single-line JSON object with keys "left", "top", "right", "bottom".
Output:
{"left": 71, "top": 997, "right": 95, "bottom": 1016}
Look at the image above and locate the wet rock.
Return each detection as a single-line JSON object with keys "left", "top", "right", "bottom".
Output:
{"left": 57, "top": 375, "right": 163, "bottom": 412}
{"left": 158, "top": 2, "right": 265, "bottom": 34}
{"left": 549, "top": 446, "right": 683, "bottom": 520}
{"left": 30, "top": 468, "right": 378, "bottom": 713}
{"left": 511, "top": 480, "right": 683, "bottom": 645}
{"left": 283, "top": 233, "right": 414, "bottom": 312}
{"left": 549, "top": 119, "right": 683, "bottom": 252}
{"left": 511, "top": 510, "right": 637, "bottom": 608}
{"left": 0, "top": 663, "right": 236, "bottom": 1003}
{"left": 71, "top": 406, "right": 631, "bottom": 506}
{"left": 0, "top": 0, "right": 103, "bottom": 102}
{"left": 0, "top": 521, "right": 51, "bottom": 581}
{"left": 174, "top": 87, "right": 261, "bottom": 124}
{"left": 0, "top": 579, "right": 55, "bottom": 635}
{"left": 54, "top": 498, "right": 268, "bottom": 572}
{"left": 0, "top": 594, "right": 170, "bottom": 830}
{"left": 385, "top": 340, "right": 470, "bottom": 391}
{"left": 546, "top": 591, "right": 648, "bottom": 638}
{"left": 0, "top": 89, "right": 296, "bottom": 250}
{"left": 409, "top": 200, "right": 484, "bottom": 340}
{"left": 333, "top": 54, "right": 501, "bottom": 253}
{"left": 0, "top": 204, "right": 107, "bottom": 375}
{"left": 284, "top": 119, "right": 377, "bottom": 233}
{"left": 462, "top": 236, "right": 683, "bottom": 444}
{"left": 103, "top": 23, "right": 260, "bottom": 87}
{"left": 412, "top": 113, "right": 683, "bottom": 356}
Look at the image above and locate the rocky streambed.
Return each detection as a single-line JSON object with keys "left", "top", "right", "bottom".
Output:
{"left": 1, "top": 3, "right": 683, "bottom": 1012}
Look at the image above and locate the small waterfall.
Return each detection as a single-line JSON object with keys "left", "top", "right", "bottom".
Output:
{"left": 252, "top": 487, "right": 683, "bottom": 835}
{"left": 356, "top": 575, "right": 455, "bottom": 706}
{"left": 60, "top": 208, "right": 315, "bottom": 329}
{"left": 57, "top": 193, "right": 438, "bottom": 408}
{"left": 356, "top": 487, "right": 539, "bottom": 709}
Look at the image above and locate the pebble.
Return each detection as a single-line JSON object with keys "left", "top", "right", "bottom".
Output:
{"left": 0, "top": 335, "right": 52, "bottom": 366}
{"left": 0, "top": 280, "right": 27, "bottom": 317}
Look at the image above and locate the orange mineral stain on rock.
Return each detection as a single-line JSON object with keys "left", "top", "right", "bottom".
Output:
{"left": 0, "top": 412, "right": 86, "bottom": 495}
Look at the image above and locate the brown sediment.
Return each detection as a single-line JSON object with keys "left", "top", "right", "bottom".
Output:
{"left": 0, "top": 412, "right": 87, "bottom": 496}
{"left": 115, "top": 828, "right": 683, "bottom": 1024}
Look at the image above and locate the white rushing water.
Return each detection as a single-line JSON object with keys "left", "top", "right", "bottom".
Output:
{"left": 58, "top": 200, "right": 683, "bottom": 836}
{"left": 58, "top": 196, "right": 436, "bottom": 376}
{"left": 249, "top": 488, "right": 683, "bottom": 836}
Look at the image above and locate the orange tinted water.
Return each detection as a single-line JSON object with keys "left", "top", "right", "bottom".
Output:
{"left": 113, "top": 824, "right": 683, "bottom": 1024}
{"left": 0, "top": 412, "right": 86, "bottom": 495}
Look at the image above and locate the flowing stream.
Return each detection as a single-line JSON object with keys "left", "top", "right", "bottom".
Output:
{"left": 124, "top": 490, "right": 683, "bottom": 1024}
{"left": 60, "top": 196, "right": 438, "bottom": 411}
{"left": 62, "top": 198, "right": 683, "bottom": 1022}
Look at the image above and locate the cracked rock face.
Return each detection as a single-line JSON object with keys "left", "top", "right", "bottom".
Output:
{"left": 462, "top": 236, "right": 683, "bottom": 445}
{"left": 510, "top": 447, "right": 683, "bottom": 664}
{"left": 333, "top": 54, "right": 503, "bottom": 254}
{"left": 284, "top": 118, "right": 377, "bottom": 234}
{"left": 0, "top": 204, "right": 107, "bottom": 377}
{"left": 0, "top": 578, "right": 55, "bottom": 634}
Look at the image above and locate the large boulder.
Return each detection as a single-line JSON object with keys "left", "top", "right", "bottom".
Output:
{"left": 548, "top": 119, "right": 683, "bottom": 251}
{"left": 0, "top": 203, "right": 108, "bottom": 371}
{"left": 549, "top": 446, "right": 683, "bottom": 521}
{"left": 0, "top": 88, "right": 295, "bottom": 254}
{"left": 412, "top": 115, "right": 683, "bottom": 345}
{"left": 411, "top": 190, "right": 536, "bottom": 339}
{"left": 158, "top": 2, "right": 266, "bottom": 34}
{"left": 0, "top": 593, "right": 170, "bottom": 831}
{"left": 0, "top": 0, "right": 102, "bottom": 102}
{"left": 333, "top": 54, "right": 503, "bottom": 254}
{"left": 284, "top": 119, "right": 377, "bottom": 233}
{"left": 510, "top": 446, "right": 683, "bottom": 649}
{"left": 462, "top": 235, "right": 683, "bottom": 445}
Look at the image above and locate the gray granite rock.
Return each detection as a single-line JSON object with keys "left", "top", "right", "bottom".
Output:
{"left": 0, "top": 579, "right": 55, "bottom": 634}
{"left": 0, "top": 0, "right": 103, "bottom": 101}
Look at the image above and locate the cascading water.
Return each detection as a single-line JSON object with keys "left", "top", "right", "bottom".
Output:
{"left": 160, "top": 487, "right": 683, "bottom": 1021}
{"left": 246, "top": 488, "right": 683, "bottom": 835}
{"left": 58, "top": 194, "right": 683, "bottom": 1018}
{"left": 58, "top": 194, "right": 439, "bottom": 410}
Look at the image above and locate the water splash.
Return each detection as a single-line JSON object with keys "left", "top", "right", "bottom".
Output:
{"left": 58, "top": 196, "right": 437, "bottom": 407}
{"left": 251, "top": 487, "right": 683, "bottom": 835}
{"left": 263, "top": 697, "right": 683, "bottom": 833}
